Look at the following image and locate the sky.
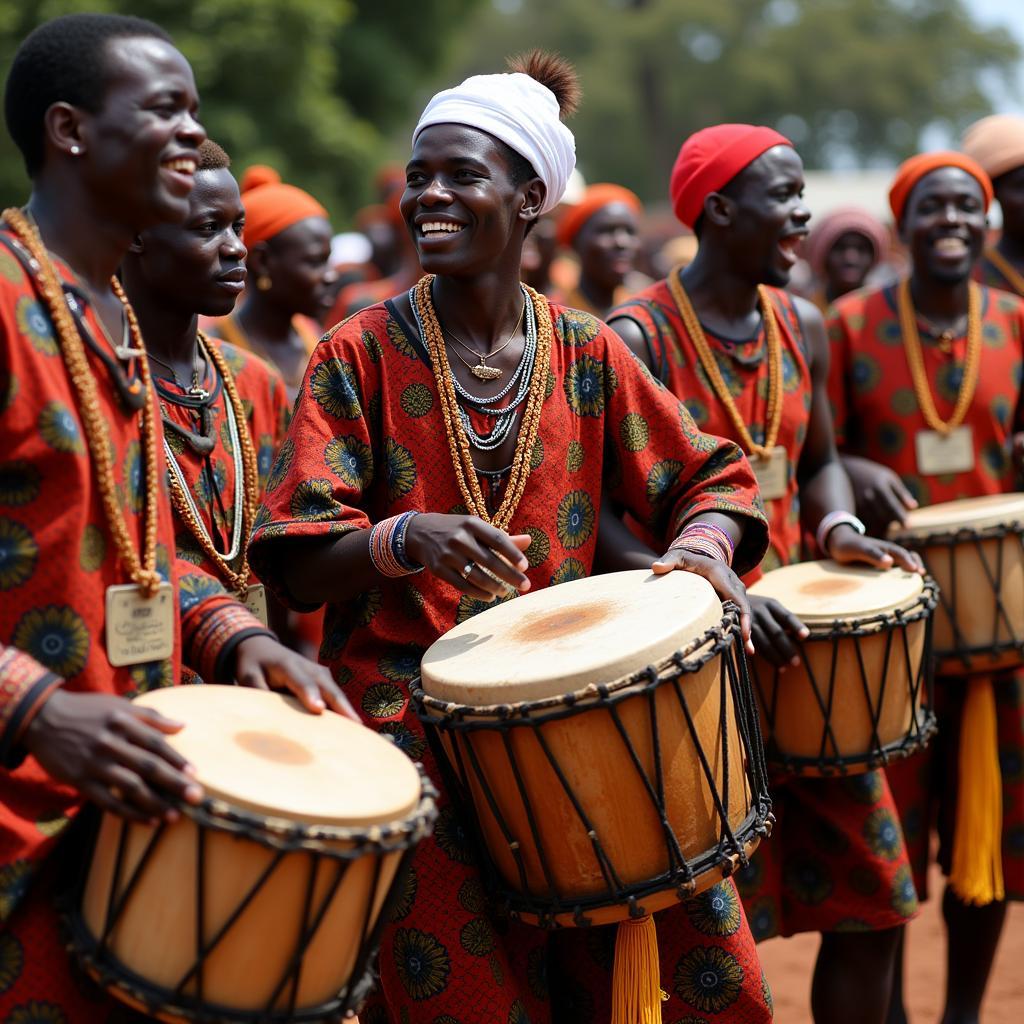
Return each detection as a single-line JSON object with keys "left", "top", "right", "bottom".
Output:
{"left": 968, "top": 0, "right": 1023, "bottom": 111}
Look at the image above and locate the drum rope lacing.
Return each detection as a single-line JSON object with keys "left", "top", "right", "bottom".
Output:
{"left": 413, "top": 604, "right": 775, "bottom": 926}
{"left": 751, "top": 579, "right": 939, "bottom": 775}
{"left": 897, "top": 277, "right": 982, "bottom": 435}
{"left": 666, "top": 268, "right": 785, "bottom": 459}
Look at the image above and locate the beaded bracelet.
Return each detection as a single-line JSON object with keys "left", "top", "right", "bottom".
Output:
{"left": 668, "top": 521, "right": 734, "bottom": 566}
{"left": 369, "top": 511, "right": 424, "bottom": 578}
{"left": 815, "top": 510, "right": 866, "bottom": 557}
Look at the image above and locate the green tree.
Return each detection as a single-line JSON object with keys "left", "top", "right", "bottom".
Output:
{"left": 438, "top": 0, "right": 1019, "bottom": 200}
{"left": 0, "top": 0, "right": 478, "bottom": 220}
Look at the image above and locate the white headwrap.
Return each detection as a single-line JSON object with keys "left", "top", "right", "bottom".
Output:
{"left": 413, "top": 72, "right": 576, "bottom": 216}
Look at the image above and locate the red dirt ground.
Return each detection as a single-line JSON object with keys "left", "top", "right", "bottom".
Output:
{"left": 757, "top": 866, "right": 1024, "bottom": 1022}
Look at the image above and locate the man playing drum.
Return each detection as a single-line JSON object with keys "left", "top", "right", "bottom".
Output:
{"left": 249, "top": 53, "right": 776, "bottom": 1023}
{"left": 607, "top": 124, "right": 923, "bottom": 1024}
{"left": 828, "top": 151, "right": 1024, "bottom": 1024}
{"left": 0, "top": 15, "right": 351, "bottom": 1017}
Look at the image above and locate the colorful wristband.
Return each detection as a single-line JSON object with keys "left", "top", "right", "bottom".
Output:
{"left": 369, "top": 511, "right": 424, "bottom": 578}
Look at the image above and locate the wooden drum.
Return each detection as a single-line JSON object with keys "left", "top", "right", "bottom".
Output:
{"left": 890, "top": 493, "right": 1024, "bottom": 675}
{"left": 749, "top": 561, "right": 937, "bottom": 775}
{"left": 412, "top": 570, "right": 773, "bottom": 928}
{"left": 66, "top": 686, "right": 436, "bottom": 1023}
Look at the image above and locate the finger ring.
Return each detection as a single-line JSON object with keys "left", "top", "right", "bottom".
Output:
{"left": 461, "top": 561, "right": 475, "bottom": 579}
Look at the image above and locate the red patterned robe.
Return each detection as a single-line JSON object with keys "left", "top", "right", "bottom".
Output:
{"left": 827, "top": 281, "right": 1024, "bottom": 899}
{"left": 0, "top": 229, "right": 269, "bottom": 1017}
{"left": 249, "top": 296, "right": 775, "bottom": 1022}
{"left": 612, "top": 279, "right": 919, "bottom": 940}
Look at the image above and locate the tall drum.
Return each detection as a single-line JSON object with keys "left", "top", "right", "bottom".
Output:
{"left": 412, "top": 569, "right": 772, "bottom": 928}
{"left": 890, "top": 493, "right": 1024, "bottom": 674}
{"left": 748, "top": 561, "right": 937, "bottom": 775}
{"left": 66, "top": 686, "right": 437, "bottom": 1023}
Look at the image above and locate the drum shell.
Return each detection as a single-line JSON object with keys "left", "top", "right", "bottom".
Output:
{"left": 80, "top": 809, "right": 404, "bottom": 1019}
{"left": 432, "top": 646, "right": 757, "bottom": 927}
{"left": 751, "top": 616, "right": 928, "bottom": 775}
{"left": 908, "top": 529, "right": 1024, "bottom": 675}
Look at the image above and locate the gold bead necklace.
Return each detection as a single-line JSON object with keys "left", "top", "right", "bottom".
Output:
{"left": 163, "top": 332, "right": 259, "bottom": 596}
{"left": 896, "top": 277, "right": 981, "bottom": 436}
{"left": 413, "top": 274, "right": 551, "bottom": 531}
{"left": 667, "top": 268, "right": 783, "bottom": 458}
{"left": 4, "top": 207, "right": 162, "bottom": 597}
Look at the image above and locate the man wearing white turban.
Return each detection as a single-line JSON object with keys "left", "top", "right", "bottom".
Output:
{"left": 248, "top": 51, "right": 773, "bottom": 1022}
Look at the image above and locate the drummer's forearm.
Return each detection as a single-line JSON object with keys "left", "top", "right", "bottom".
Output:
{"left": 281, "top": 531, "right": 378, "bottom": 605}
{"left": 799, "top": 460, "right": 857, "bottom": 533}
{"left": 593, "top": 498, "right": 656, "bottom": 573}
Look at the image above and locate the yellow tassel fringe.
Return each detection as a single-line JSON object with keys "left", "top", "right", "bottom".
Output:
{"left": 949, "top": 676, "right": 1004, "bottom": 906}
{"left": 611, "top": 915, "right": 663, "bottom": 1024}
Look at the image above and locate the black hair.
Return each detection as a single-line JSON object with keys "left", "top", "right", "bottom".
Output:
{"left": 4, "top": 13, "right": 172, "bottom": 177}
{"left": 197, "top": 139, "right": 230, "bottom": 172}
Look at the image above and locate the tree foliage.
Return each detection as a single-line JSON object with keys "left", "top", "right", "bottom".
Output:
{"left": 438, "top": 0, "right": 1019, "bottom": 199}
{"left": 0, "top": 0, "right": 478, "bottom": 219}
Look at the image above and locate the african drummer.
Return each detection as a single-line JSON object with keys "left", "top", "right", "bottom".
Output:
{"left": 249, "top": 52, "right": 775, "bottom": 1022}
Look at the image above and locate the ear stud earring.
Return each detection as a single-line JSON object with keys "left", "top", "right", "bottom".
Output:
{"left": 70, "top": 145, "right": 82, "bottom": 155}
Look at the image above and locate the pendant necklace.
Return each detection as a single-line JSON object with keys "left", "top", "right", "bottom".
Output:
{"left": 443, "top": 298, "right": 526, "bottom": 380}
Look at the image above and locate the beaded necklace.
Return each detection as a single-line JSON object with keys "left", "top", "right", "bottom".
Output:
{"left": 896, "top": 278, "right": 981, "bottom": 435}
{"left": 984, "top": 247, "right": 1024, "bottom": 298}
{"left": 162, "top": 332, "right": 259, "bottom": 596}
{"left": 4, "top": 207, "right": 162, "bottom": 597}
{"left": 413, "top": 275, "right": 551, "bottom": 530}
{"left": 667, "top": 268, "right": 784, "bottom": 458}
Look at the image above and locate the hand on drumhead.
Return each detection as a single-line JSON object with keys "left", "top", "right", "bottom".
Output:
{"left": 22, "top": 690, "right": 203, "bottom": 825}
{"left": 652, "top": 548, "right": 755, "bottom": 655}
{"left": 749, "top": 595, "right": 809, "bottom": 668}
{"left": 842, "top": 455, "right": 918, "bottom": 533}
{"left": 231, "top": 635, "right": 359, "bottom": 720}
{"left": 404, "top": 513, "right": 531, "bottom": 601}
{"left": 827, "top": 526, "right": 924, "bottom": 574}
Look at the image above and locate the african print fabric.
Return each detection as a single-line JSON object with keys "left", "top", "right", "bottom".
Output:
{"left": 250, "top": 297, "right": 771, "bottom": 1022}
{"left": 614, "top": 277, "right": 916, "bottom": 939}
{"left": 0, "top": 228, "right": 267, "bottom": 1007}
{"left": 611, "top": 278, "right": 811, "bottom": 579}
{"left": 827, "top": 281, "right": 1024, "bottom": 902}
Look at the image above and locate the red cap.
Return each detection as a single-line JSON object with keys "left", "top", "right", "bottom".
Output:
{"left": 888, "top": 151, "right": 993, "bottom": 224}
{"left": 670, "top": 124, "right": 792, "bottom": 229}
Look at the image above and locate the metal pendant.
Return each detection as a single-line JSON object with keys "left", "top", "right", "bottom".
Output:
{"left": 471, "top": 362, "right": 503, "bottom": 381}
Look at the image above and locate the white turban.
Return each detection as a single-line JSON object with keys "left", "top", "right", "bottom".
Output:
{"left": 413, "top": 72, "right": 576, "bottom": 216}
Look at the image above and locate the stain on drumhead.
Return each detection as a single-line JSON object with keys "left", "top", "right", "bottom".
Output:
{"left": 511, "top": 601, "right": 614, "bottom": 644}
{"left": 798, "top": 578, "right": 862, "bottom": 598}
{"left": 234, "top": 730, "right": 314, "bottom": 766}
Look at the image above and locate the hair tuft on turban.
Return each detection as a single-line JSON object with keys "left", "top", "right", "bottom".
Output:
{"left": 670, "top": 124, "right": 792, "bottom": 229}
{"left": 557, "top": 183, "right": 642, "bottom": 247}
{"left": 888, "top": 151, "right": 993, "bottom": 224}
{"left": 413, "top": 72, "right": 576, "bottom": 215}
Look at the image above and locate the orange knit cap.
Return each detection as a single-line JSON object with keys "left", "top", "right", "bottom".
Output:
{"left": 240, "top": 165, "right": 329, "bottom": 247}
{"left": 557, "top": 184, "right": 642, "bottom": 247}
{"left": 888, "top": 151, "right": 993, "bottom": 224}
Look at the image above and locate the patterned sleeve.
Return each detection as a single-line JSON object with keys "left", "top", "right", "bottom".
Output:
{"left": 824, "top": 302, "right": 852, "bottom": 447}
{"left": 597, "top": 326, "right": 769, "bottom": 575}
{"left": 0, "top": 646, "right": 62, "bottom": 769}
{"left": 248, "top": 317, "right": 381, "bottom": 606}
{"left": 177, "top": 564, "right": 273, "bottom": 683}
{"left": 1015, "top": 305, "right": 1024, "bottom": 434}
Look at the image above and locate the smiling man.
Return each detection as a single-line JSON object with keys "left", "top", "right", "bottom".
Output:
{"left": 828, "top": 151, "right": 1024, "bottom": 1024}
{"left": 607, "top": 123, "right": 921, "bottom": 1024}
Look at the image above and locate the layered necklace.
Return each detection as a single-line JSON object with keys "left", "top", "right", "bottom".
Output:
{"left": 159, "top": 331, "right": 259, "bottom": 596}
{"left": 412, "top": 275, "right": 551, "bottom": 530}
{"left": 3, "top": 207, "right": 162, "bottom": 597}
{"left": 667, "top": 269, "right": 784, "bottom": 458}
{"left": 897, "top": 278, "right": 981, "bottom": 435}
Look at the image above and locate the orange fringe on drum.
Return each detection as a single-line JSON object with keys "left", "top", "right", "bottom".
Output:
{"left": 611, "top": 915, "right": 665, "bottom": 1024}
{"left": 950, "top": 677, "right": 1005, "bottom": 905}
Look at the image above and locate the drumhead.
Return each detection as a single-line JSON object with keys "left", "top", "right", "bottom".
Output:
{"left": 133, "top": 686, "right": 421, "bottom": 827}
{"left": 420, "top": 569, "right": 723, "bottom": 706}
{"left": 748, "top": 560, "right": 924, "bottom": 625}
{"left": 893, "top": 492, "right": 1024, "bottom": 538}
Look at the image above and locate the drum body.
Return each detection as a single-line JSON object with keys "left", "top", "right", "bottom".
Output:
{"left": 749, "top": 561, "right": 937, "bottom": 776}
{"left": 67, "top": 687, "right": 436, "bottom": 1023}
{"left": 890, "top": 494, "right": 1024, "bottom": 675}
{"left": 413, "top": 571, "right": 772, "bottom": 928}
